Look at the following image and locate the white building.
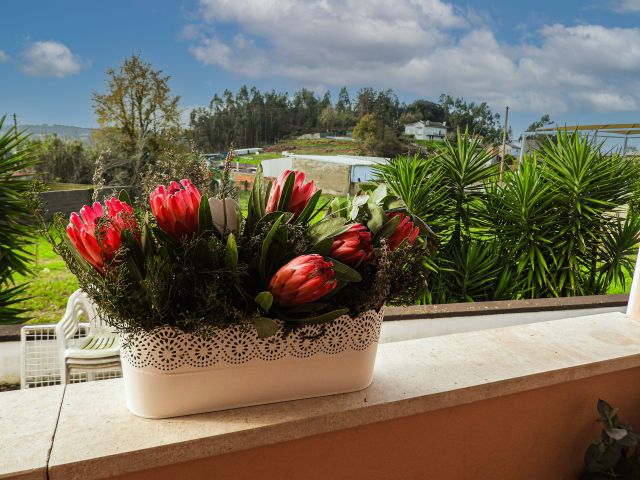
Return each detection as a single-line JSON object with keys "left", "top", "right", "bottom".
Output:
{"left": 404, "top": 121, "right": 448, "bottom": 141}
{"left": 504, "top": 142, "right": 521, "bottom": 158}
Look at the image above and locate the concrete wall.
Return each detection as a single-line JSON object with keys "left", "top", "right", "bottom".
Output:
{"left": 261, "top": 157, "right": 292, "bottom": 178}
{"left": 0, "top": 341, "right": 20, "bottom": 384}
{"left": 291, "top": 158, "right": 351, "bottom": 195}
{"left": 111, "top": 366, "right": 640, "bottom": 480}
{"left": 41, "top": 186, "right": 134, "bottom": 220}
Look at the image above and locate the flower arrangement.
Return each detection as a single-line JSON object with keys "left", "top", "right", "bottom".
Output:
{"left": 54, "top": 164, "right": 436, "bottom": 339}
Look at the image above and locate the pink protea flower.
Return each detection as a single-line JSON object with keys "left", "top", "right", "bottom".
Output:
{"left": 329, "top": 223, "right": 373, "bottom": 266}
{"left": 150, "top": 179, "right": 202, "bottom": 239}
{"left": 266, "top": 170, "right": 317, "bottom": 217}
{"left": 387, "top": 212, "right": 420, "bottom": 250}
{"left": 268, "top": 254, "right": 337, "bottom": 307}
{"left": 66, "top": 199, "right": 139, "bottom": 274}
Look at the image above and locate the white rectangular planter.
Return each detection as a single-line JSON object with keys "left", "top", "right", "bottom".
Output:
{"left": 120, "top": 309, "right": 383, "bottom": 418}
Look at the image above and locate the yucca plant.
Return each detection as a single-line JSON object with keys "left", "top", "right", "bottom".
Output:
{"left": 0, "top": 116, "right": 37, "bottom": 323}
{"left": 377, "top": 129, "right": 640, "bottom": 303}
{"left": 481, "top": 158, "right": 558, "bottom": 298}
{"left": 538, "top": 131, "right": 639, "bottom": 296}
{"left": 433, "top": 128, "right": 497, "bottom": 245}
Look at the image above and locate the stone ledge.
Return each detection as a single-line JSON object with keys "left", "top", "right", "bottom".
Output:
{"left": 3, "top": 310, "right": 640, "bottom": 479}
{"left": 48, "top": 311, "right": 640, "bottom": 479}
{"left": 384, "top": 293, "right": 629, "bottom": 320}
{"left": 0, "top": 385, "right": 65, "bottom": 480}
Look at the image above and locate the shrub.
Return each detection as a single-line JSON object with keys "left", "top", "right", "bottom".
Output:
{"left": 375, "top": 129, "right": 640, "bottom": 302}
{"left": 0, "top": 116, "right": 38, "bottom": 323}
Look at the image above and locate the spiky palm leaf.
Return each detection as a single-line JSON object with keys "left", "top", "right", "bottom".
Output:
{"left": 0, "top": 116, "right": 37, "bottom": 323}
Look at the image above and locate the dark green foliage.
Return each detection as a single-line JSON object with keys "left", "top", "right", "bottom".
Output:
{"left": 581, "top": 400, "right": 640, "bottom": 479}
{"left": 438, "top": 94, "right": 507, "bottom": 142}
{"left": 352, "top": 114, "right": 402, "bottom": 157}
{"left": 190, "top": 86, "right": 506, "bottom": 153}
{"left": 376, "top": 130, "right": 640, "bottom": 303}
{"left": 30, "top": 135, "right": 95, "bottom": 184}
{"left": 0, "top": 116, "right": 38, "bottom": 323}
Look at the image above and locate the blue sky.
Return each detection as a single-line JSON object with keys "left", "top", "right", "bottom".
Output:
{"left": 2, "top": 0, "right": 640, "bottom": 140}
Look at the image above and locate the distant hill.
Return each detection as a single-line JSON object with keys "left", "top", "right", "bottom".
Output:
{"left": 1, "top": 123, "right": 94, "bottom": 140}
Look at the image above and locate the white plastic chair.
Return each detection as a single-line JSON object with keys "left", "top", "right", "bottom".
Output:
{"left": 55, "top": 289, "right": 121, "bottom": 384}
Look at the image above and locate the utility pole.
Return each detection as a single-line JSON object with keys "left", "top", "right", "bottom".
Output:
{"left": 499, "top": 106, "right": 509, "bottom": 186}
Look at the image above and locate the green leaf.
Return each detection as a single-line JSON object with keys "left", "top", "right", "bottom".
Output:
{"left": 255, "top": 291, "right": 273, "bottom": 312}
{"left": 198, "top": 194, "right": 213, "bottom": 233}
{"left": 141, "top": 219, "right": 155, "bottom": 257}
{"left": 277, "top": 171, "right": 295, "bottom": 212}
{"left": 330, "top": 259, "right": 362, "bottom": 283}
{"left": 307, "top": 216, "right": 349, "bottom": 243}
{"left": 255, "top": 211, "right": 293, "bottom": 232}
{"left": 245, "top": 164, "right": 267, "bottom": 235}
{"left": 295, "top": 190, "right": 322, "bottom": 225}
{"left": 369, "top": 183, "right": 387, "bottom": 205}
{"left": 225, "top": 233, "right": 238, "bottom": 270}
{"left": 373, "top": 214, "right": 401, "bottom": 243}
{"left": 251, "top": 317, "right": 279, "bottom": 338}
{"left": 118, "top": 189, "right": 132, "bottom": 205}
{"left": 306, "top": 237, "right": 334, "bottom": 256}
{"left": 259, "top": 214, "right": 284, "bottom": 283}
{"left": 367, "top": 203, "right": 386, "bottom": 233}
{"left": 152, "top": 226, "right": 177, "bottom": 252}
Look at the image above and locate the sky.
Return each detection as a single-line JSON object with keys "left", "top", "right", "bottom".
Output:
{"left": 2, "top": 0, "right": 640, "bottom": 140}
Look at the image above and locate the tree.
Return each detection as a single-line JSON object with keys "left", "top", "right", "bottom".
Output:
{"left": 92, "top": 54, "right": 181, "bottom": 176}
{"left": 352, "top": 114, "right": 401, "bottom": 157}
{"left": 319, "top": 106, "right": 337, "bottom": 132}
{"left": 336, "top": 87, "right": 352, "bottom": 113}
{"left": 439, "top": 94, "right": 503, "bottom": 142}
{"left": 526, "top": 114, "right": 553, "bottom": 132}
{"left": 405, "top": 99, "right": 444, "bottom": 123}
{"left": 354, "top": 88, "right": 376, "bottom": 118}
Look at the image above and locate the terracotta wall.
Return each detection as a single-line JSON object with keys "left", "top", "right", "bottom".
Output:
{"left": 233, "top": 172, "right": 255, "bottom": 191}
{"left": 111, "top": 366, "right": 640, "bottom": 480}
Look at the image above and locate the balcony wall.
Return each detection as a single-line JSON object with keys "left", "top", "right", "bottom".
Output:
{"left": 3, "top": 308, "right": 640, "bottom": 480}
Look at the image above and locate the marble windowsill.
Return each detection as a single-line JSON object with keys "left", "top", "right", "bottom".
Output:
{"left": 3, "top": 311, "right": 640, "bottom": 480}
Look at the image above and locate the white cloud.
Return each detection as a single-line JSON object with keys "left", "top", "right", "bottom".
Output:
{"left": 21, "top": 41, "right": 84, "bottom": 78}
{"left": 0, "top": 50, "right": 8, "bottom": 62}
{"left": 612, "top": 0, "right": 640, "bottom": 12}
{"left": 570, "top": 92, "right": 638, "bottom": 112}
{"left": 188, "top": 0, "right": 640, "bottom": 114}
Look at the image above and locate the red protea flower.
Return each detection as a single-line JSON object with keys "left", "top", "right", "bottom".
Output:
{"left": 266, "top": 170, "right": 317, "bottom": 217}
{"left": 150, "top": 179, "right": 201, "bottom": 239}
{"left": 268, "top": 254, "right": 337, "bottom": 307}
{"left": 387, "top": 212, "right": 420, "bottom": 250}
{"left": 66, "top": 199, "right": 139, "bottom": 274}
{"left": 329, "top": 223, "right": 373, "bottom": 266}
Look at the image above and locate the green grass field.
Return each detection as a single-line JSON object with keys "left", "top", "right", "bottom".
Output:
{"left": 13, "top": 236, "right": 79, "bottom": 324}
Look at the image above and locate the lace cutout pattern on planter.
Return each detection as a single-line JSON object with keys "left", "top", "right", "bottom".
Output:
{"left": 121, "top": 309, "right": 383, "bottom": 371}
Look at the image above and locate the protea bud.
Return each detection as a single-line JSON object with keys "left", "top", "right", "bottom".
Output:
{"left": 266, "top": 170, "right": 317, "bottom": 217}
{"left": 150, "top": 179, "right": 201, "bottom": 239}
{"left": 66, "top": 199, "right": 139, "bottom": 274}
{"left": 387, "top": 212, "right": 420, "bottom": 250}
{"left": 268, "top": 254, "right": 336, "bottom": 306}
{"left": 329, "top": 223, "right": 373, "bottom": 266}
